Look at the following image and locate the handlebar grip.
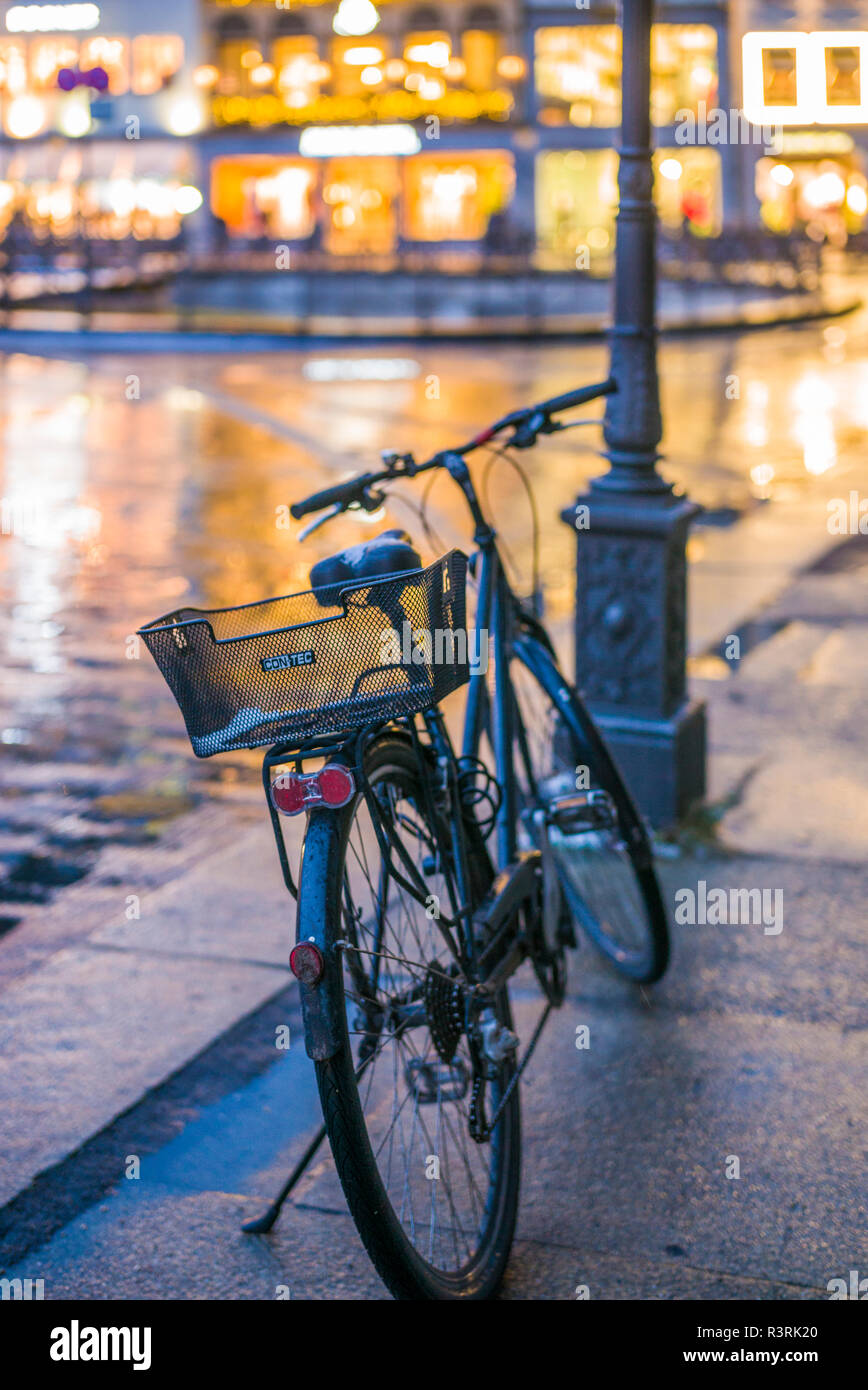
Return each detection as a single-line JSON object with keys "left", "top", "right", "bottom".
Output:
{"left": 290, "top": 473, "right": 375, "bottom": 520}
{"left": 537, "top": 379, "right": 616, "bottom": 416}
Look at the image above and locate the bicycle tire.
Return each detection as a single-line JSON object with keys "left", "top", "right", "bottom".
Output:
{"left": 298, "top": 734, "right": 521, "bottom": 1300}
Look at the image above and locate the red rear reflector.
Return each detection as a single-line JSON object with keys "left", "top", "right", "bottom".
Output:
{"left": 318, "top": 765, "right": 355, "bottom": 806}
{"left": 271, "top": 765, "right": 355, "bottom": 816}
{"left": 290, "top": 941, "right": 324, "bottom": 985}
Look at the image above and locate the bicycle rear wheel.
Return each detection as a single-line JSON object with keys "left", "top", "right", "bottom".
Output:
{"left": 510, "top": 638, "right": 669, "bottom": 984}
{"left": 298, "top": 734, "right": 521, "bottom": 1300}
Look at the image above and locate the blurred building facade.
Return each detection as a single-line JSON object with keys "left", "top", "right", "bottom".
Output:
{"left": 0, "top": 0, "right": 867, "bottom": 269}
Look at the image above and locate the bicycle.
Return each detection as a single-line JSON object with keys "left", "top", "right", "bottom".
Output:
{"left": 139, "top": 377, "right": 669, "bottom": 1301}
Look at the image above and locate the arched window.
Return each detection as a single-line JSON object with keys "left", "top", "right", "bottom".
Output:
{"left": 465, "top": 5, "right": 500, "bottom": 31}
{"left": 407, "top": 7, "right": 443, "bottom": 30}
{"left": 273, "top": 12, "right": 309, "bottom": 37}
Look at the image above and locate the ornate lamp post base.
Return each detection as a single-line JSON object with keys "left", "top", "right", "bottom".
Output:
{"left": 563, "top": 490, "right": 706, "bottom": 827}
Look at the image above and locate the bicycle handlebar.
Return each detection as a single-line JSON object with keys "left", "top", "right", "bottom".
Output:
{"left": 290, "top": 472, "right": 380, "bottom": 520}
{"left": 290, "top": 376, "right": 616, "bottom": 522}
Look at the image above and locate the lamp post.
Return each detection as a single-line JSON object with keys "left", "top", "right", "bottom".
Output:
{"left": 563, "top": 0, "right": 705, "bottom": 827}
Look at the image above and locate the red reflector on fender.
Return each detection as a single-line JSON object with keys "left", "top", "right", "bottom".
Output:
{"left": 271, "top": 765, "right": 355, "bottom": 816}
{"left": 318, "top": 765, "right": 355, "bottom": 806}
{"left": 290, "top": 941, "right": 324, "bottom": 985}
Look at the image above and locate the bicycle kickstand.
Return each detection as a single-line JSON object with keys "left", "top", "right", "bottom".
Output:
{"left": 241, "top": 1122, "right": 328, "bottom": 1234}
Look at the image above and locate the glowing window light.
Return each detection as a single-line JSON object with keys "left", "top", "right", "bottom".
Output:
{"left": 496, "top": 55, "right": 526, "bottom": 81}
{"left": 846, "top": 182, "right": 868, "bottom": 215}
{"left": 342, "top": 46, "right": 384, "bottom": 65}
{"left": 300, "top": 123, "right": 420, "bottom": 156}
{"left": 193, "top": 64, "right": 219, "bottom": 89}
{"left": 360, "top": 66, "right": 382, "bottom": 85}
{"left": 742, "top": 32, "right": 811, "bottom": 123}
{"left": 6, "top": 93, "right": 46, "bottom": 137}
{"left": 58, "top": 90, "right": 91, "bottom": 136}
{"left": 333, "top": 0, "right": 379, "bottom": 39}
{"left": 166, "top": 96, "right": 202, "bottom": 136}
{"left": 658, "top": 157, "right": 682, "bottom": 181}
{"left": 743, "top": 31, "right": 868, "bottom": 125}
{"left": 250, "top": 63, "right": 275, "bottom": 86}
{"left": 6, "top": 4, "right": 99, "bottom": 33}
{"left": 803, "top": 171, "right": 846, "bottom": 208}
{"left": 769, "top": 162, "right": 794, "bottom": 187}
{"left": 405, "top": 40, "right": 450, "bottom": 68}
{"left": 175, "top": 184, "right": 203, "bottom": 215}
{"left": 750, "top": 463, "right": 775, "bottom": 488}
{"left": 417, "top": 76, "right": 444, "bottom": 99}
{"left": 240, "top": 49, "right": 262, "bottom": 70}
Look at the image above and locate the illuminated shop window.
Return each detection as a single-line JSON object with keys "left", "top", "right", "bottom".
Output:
{"left": 535, "top": 27, "right": 621, "bottom": 127}
{"left": 650, "top": 25, "right": 717, "bottom": 125}
{"left": 331, "top": 34, "right": 390, "bottom": 96}
{"left": 403, "top": 151, "right": 514, "bottom": 240}
{"left": 29, "top": 37, "right": 78, "bottom": 91}
{"left": 273, "top": 36, "right": 323, "bottom": 108}
{"left": 654, "top": 148, "right": 721, "bottom": 236}
{"left": 756, "top": 154, "right": 867, "bottom": 238}
{"left": 536, "top": 146, "right": 721, "bottom": 263}
{"left": 535, "top": 24, "right": 717, "bottom": 127}
{"left": 132, "top": 35, "right": 184, "bottom": 96}
{"left": 211, "top": 156, "right": 317, "bottom": 239}
{"left": 0, "top": 38, "right": 29, "bottom": 95}
{"left": 1, "top": 166, "right": 198, "bottom": 243}
{"left": 322, "top": 156, "right": 400, "bottom": 255}
{"left": 535, "top": 149, "right": 618, "bottom": 264}
{"left": 81, "top": 36, "right": 129, "bottom": 94}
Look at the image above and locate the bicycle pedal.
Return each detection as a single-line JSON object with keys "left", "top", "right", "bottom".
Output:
{"left": 546, "top": 789, "right": 617, "bottom": 835}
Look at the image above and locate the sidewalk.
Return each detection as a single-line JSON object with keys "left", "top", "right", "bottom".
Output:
{"left": 1, "top": 505, "right": 866, "bottom": 1297}
{"left": 0, "top": 275, "right": 858, "bottom": 349}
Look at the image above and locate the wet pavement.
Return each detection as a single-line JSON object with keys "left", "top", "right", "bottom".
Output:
{"left": 1, "top": 302, "right": 868, "bottom": 1298}
{"left": 1, "top": 307, "right": 867, "bottom": 927}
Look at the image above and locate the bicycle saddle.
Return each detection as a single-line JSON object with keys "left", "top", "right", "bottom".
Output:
{"left": 309, "top": 529, "right": 421, "bottom": 601}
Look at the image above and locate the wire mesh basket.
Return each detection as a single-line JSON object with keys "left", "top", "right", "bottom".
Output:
{"left": 138, "top": 551, "right": 469, "bottom": 757}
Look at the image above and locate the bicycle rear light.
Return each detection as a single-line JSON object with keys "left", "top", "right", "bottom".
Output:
{"left": 271, "top": 765, "right": 355, "bottom": 816}
{"left": 290, "top": 941, "right": 325, "bottom": 985}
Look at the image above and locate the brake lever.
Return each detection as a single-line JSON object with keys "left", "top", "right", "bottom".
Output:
{"left": 298, "top": 503, "right": 343, "bottom": 541}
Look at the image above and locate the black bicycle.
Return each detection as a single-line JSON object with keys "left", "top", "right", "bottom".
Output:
{"left": 139, "top": 378, "right": 669, "bottom": 1301}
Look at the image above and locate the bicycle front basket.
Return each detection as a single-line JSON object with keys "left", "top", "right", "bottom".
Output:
{"left": 138, "top": 550, "right": 470, "bottom": 757}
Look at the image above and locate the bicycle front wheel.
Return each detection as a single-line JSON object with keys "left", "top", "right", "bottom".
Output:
{"left": 298, "top": 734, "right": 521, "bottom": 1300}
{"left": 510, "top": 637, "right": 669, "bottom": 984}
